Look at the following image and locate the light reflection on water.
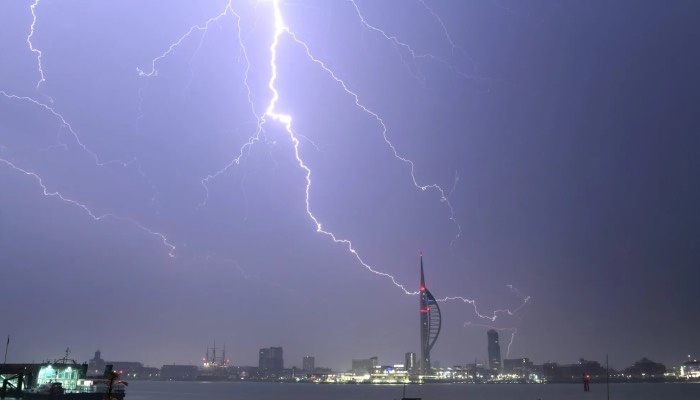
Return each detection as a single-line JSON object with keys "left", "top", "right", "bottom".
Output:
{"left": 120, "top": 380, "right": 700, "bottom": 400}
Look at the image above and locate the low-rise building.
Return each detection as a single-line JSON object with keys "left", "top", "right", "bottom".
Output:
{"left": 160, "top": 365, "right": 198, "bottom": 380}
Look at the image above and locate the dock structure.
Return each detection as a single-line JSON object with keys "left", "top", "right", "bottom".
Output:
{"left": 0, "top": 364, "right": 42, "bottom": 398}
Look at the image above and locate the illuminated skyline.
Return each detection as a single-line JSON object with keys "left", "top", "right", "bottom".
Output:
{"left": 0, "top": 0, "right": 698, "bottom": 370}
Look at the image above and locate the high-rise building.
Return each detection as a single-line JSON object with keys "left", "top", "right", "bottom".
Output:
{"left": 419, "top": 254, "right": 441, "bottom": 375}
{"left": 405, "top": 352, "right": 417, "bottom": 373}
{"left": 259, "top": 347, "right": 284, "bottom": 375}
{"left": 487, "top": 330, "right": 501, "bottom": 372}
{"left": 302, "top": 356, "right": 315, "bottom": 372}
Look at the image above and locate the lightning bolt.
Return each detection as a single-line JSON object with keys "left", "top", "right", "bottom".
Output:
{"left": 0, "top": 158, "right": 175, "bottom": 257}
{"left": 505, "top": 327, "right": 517, "bottom": 357}
{"left": 437, "top": 284, "right": 531, "bottom": 322}
{"left": 1, "top": 86, "right": 168, "bottom": 256}
{"left": 417, "top": 0, "right": 466, "bottom": 58}
{"left": 286, "top": 28, "right": 465, "bottom": 245}
{"left": 136, "top": 5, "right": 233, "bottom": 79}
{"left": 459, "top": 284, "right": 530, "bottom": 356}
{"left": 27, "top": 0, "right": 46, "bottom": 89}
{"left": 263, "top": 0, "right": 421, "bottom": 294}
{"left": 439, "top": 293, "right": 530, "bottom": 322}
{"left": 0, "top": 87, "right": 164, "bottom": 208}
{"left": 5, "top": 0, "right": 533, "bottom": 338}
{"left": 198, "top": 2, "right": 265, "bottom": 209}
{"left": 0, "top": 90, "right": 130, "bottom": 167}
{"left": 349, "top": 0, "right": 482, "bottom": 83}
{"left": 137, "top": 0, "right": 527, "bottom": 322}
{"left": 132, "top": 1, "right": 264, "bottom": 209}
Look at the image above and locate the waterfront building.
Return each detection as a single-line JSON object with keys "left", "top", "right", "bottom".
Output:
{"left": 351, "top": 357, "right": 378, "bottom": 374}
{"left": 542, "top": 362, "right": 558, "bottom": 381}
{"left": 681, "top": 359, "right": 700, "bottom": 378}
{"left": 369, "top": 365, "right": 410, "bottom": 383}
{"left": 405, "top": 352, "right": 416, "bottom": 373}
{"left": 140, "top": 366, "right": 160, "bottom": 379}
{"left": 258, "top": 347, "right": 284, "bottom": 376}
{"left": 303, "top": 356, "right": 315, "bottom": 373}
{"left": 89, "top": 350, "right": 155, "bottom": 379}
{"left": 542, "top": 359, "right": 606, "bottom": 382}
{"left": 503, "top": 358, "right": 533, "bottom": 377}
{"left": 161, "top": 365, "right": 198, "bottom": 380}
{"left": 624, "top": 357, "right": 667, "bottom": 378}
{"left": 487, "top": 329, "right": 501, "bottom": 372}
{"left": 107, "top": 361, "right": 144, "bottom": 378}
{"left": 466, "top": 361, "right": 488, "bottom": 379}
{"left": 88, "top": 350, "right": 105, "bottom": 375}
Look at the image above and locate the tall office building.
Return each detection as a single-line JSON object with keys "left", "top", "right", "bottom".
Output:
{"left": 302, "top": 356, "right": 315, "bottom": 372}
{"left": 405, "top": 352, "right": 417, "bottom": 373}
{"left": 487, "top": 329, "right": 502, "bottom": 372}
{"left": 259, "top": 347, "right": 284, "bottom": 375}
{"left": 419, "top": 254, "right": 441, "bottom": 375}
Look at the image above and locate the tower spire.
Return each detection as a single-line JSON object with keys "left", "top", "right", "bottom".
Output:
{"left": 420, "top": 251, "right": 425, "bottom": 290}
{"left": 419, "top": 253, "right": 441, "bottom": 376}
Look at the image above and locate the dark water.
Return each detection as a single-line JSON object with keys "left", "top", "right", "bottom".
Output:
{"left": 122, "top": 380, "right": 700, "bottom": 400}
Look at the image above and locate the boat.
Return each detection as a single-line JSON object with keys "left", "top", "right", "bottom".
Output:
{"left": 22, "top": 382, "right": 64, "bottom": 399}
{"left": 399, "top": 383, "right": 421, "bottom": 400}
{"left": 196, "top": 342, "right": 231, "bottom": 381}
{"left": 22, "top": 379, "right": 126, "bottom": 400}
{"left": 21, "top": 373, "right": 126, "bottom": 400}
{"left": 21, "top": 349, "right": 126, "bottom": 399}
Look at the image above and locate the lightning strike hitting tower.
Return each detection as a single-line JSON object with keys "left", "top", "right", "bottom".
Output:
{"left": 419, "top": 254, "right": 441, "bottom": 375}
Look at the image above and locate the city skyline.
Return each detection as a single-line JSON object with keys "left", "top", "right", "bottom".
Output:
{"left": 1, "top": 0, "right": 699, "bottom": 371}
{"left": 4, "top": 334, "right": 692, "bottom": 373}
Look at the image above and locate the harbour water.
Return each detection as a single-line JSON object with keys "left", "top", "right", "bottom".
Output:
{"left": 119, "top": 380, "right": 700, "bottom": 400}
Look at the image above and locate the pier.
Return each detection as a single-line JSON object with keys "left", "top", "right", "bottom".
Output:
{"left": 0, "top": 364, "right": 41, "bottom": 398}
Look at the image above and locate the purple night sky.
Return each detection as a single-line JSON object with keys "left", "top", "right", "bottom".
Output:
{"left": 0, "top": 0, "right": 698, "bottom": 371}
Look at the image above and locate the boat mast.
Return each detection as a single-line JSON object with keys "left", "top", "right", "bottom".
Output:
{"left": 3, "top": 335, "right": 8, "bottom": 364}
{"left": 606, "top": 354, "right": 610, "bottom": 400}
